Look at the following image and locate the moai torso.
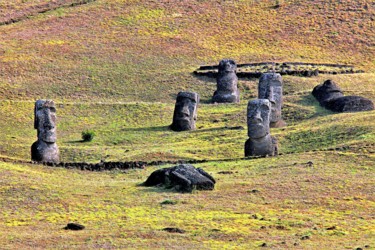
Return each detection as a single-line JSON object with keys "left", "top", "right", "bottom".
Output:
{"left": 170, "top": 92, "right": 199, "bottom": 131}
{"left": 212, "top": 59, "right": 240, "bottom": 103}
{"left": 245, "top": 99, "right": 278, "bottom": 157}
{"left": 258, "top": 73, "right": 286, "bottom": 128}
{"left": 31, "top": 100, "right": 60, "bottom": 163}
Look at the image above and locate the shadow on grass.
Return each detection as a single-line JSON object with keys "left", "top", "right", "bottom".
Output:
{"left": 66, "top": 140, "right": 86, "bottom": 143}
{"left": 121, "top": 125, "right": 170, "bottom": 132}
{"left": 283, "top": 94, "right": 334, "bottom": 122}
{"left": 192, "top": 126, "right": 245, "bottom": 133}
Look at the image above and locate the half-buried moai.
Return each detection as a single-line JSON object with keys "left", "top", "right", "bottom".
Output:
{"left": 31, "top": 100, "right": 60, "bottom": 163}
{"left": 212, "top": 59, "right": 240, "bottom": 103}
{"left": 245, "top": 99, "right": 278, "bottom": 157}
{"left": 170, "top": 91, "right": 199, "bottom": 131}
{"left": 258, "top": 73, "right": 286, "bottom": 128}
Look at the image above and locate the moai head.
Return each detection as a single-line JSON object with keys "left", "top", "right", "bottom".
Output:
{"left": 35, "top": 100, "right": 57, "bottom": 143}
{"left": 247, "top": 99, "right": 271, "bottom": 139}
{"left": 312, "top": 79, "right": 344, "bottom": 105}
{"left": 218, "top": 59, "right": 237, "bottom": 75}
{"left": 258, "top": 73, "right": 283, "bottom": 123}
{"left": 171, "top": 92, "right": 199, "bottom": 131}
{"left": 212, "top": 59, "right": 239, "bottom": 103}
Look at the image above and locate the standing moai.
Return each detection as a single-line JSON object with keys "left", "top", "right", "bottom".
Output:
{"left": 170, "top": 91, "right": 199, "bottom": 131}
{"left": 258, "top": 73, "right": 286, "bottom": 128}
{"left": 212, "top": 59, "right": 240, "bottom": 103}
{"left": 31, "top": 100, "right": 60, "bottom": 163}
{"left": 245, "top": 99, "right": 278, "bottom": 157}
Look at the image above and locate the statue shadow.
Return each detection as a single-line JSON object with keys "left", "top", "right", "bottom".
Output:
{"left": 138, "top": 186, "right": 180, "bottom": 194}
{"left": 192, "top": 126, "right": 245, "bottom": 133}
{"left": 296, "top": 94, "right": 334, "bottom": 115}
{"left": 66, "top": 140, "right": 86, "bottom": 144}
{"left": 121, "top": 125, "right": 170, "bottom": 132}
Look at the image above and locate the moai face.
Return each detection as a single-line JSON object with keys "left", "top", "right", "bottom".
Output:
{"left": 171, "top": 92, "right": 199, "bottom": 131}
{"left": 218, "top": 59, "right": 237, "bottom": 74}
{"left": 35, "top": 100, "right": 57, "bottom": 143}
{"left": 247, "top": 99, "right": 271, "bottom": 139}
{"left": 259, "top": 73, "right": 282, "bottom": 123}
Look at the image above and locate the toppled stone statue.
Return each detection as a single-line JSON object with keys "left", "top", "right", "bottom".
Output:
{"left": 258, "top": 73, "right": 286, "bottom": 127}
{"left": 245, "top": 99, "right": 278, "bottom": 157}
{"left": 143, "top": 164, "right": 216, "bottom": 193}
{"left": 170, "top": 92, "right": 199, "bottom": 131}
{"left": 31, "top": 100, "right": 60, "bottom": 163}
{"left": 312, "top": 80, "right": 374, "bottom": 112}
{"left": 212, "top": 59, "right": 240, "bottom": 103}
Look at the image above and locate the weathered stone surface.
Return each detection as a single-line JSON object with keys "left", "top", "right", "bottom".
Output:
{"left": 143, "top": 164, "right": 215, "bottom": 193}
{"left": 31, "top": 100, "right": 59, "bottom": 163}
{"left": 258, "top": 73, "right": 286, "bottom": 128}
{"left": 325, "top": 96, "right": 374, "bottom": 112}
{"left": 312, "top": 80, "right": 374, "bottom": 112}
{"left": 245, "top": 99, "right": 278, "bottom": 157}
{"left": 212, "top": 59, "right": 240, "bottom": 103}
{"left": 170, "top": 92, "right": 199, "bottom": 131}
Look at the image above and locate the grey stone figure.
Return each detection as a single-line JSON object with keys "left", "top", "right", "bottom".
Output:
{"left": 312, "top": 79, "right": 374, "bottom": 112}
{"left": 212, "top": 59, "right": 240, "bottom": 103}
{"left": 258, "top": 73, "right": 286, "bottom": 128}
{"left": 143, "top": 164, "right": 216, "bottom": 193}
{"left": 31, "top": 100, "right": 60, "bottom": 163}
{"left": 170, "top": 91, "right": 199, "bottom": 131}
{"left": 245, "top": 99, "right": 278, "bottom": 157}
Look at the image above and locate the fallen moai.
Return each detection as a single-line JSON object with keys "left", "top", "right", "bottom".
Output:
{"left": 312, "top": 80, "right": 374, "bottom": 112}
{"left": 143, "top": 164, "right": 216, "bottom": 193}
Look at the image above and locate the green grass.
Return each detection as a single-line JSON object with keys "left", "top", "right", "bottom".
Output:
{"left": 0, "top": 0, "right": 374, "bottom": 248}
{"left": 0, "top": 152, "right": 373, "bottom": 249}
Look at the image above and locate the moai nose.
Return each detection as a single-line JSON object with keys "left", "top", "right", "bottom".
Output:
{"left": 268, "top": 88, "right": 276, "bottom": 105}
{"left": 255, "top": 110, "right": 262, "bottom": 122}
{"left": 182, "top": 105, "right": 190, "bottom": 116}
{"left": 43, "top": 110, "right": 55, "bottom": 129}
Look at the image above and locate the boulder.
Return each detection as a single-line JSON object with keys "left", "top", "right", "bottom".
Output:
{"left": 143, "top": 164, "right": 215, "bottom": 193}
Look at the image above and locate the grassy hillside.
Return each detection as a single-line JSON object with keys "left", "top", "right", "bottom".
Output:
{"left": 0, "top": 0, "right": 374, "bottom": 249}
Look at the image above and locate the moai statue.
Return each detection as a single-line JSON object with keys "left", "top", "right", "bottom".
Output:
{"left": 258, "top": 73, "right": 286, "bottom": 128}
{"left": 312, "top": 79, "right": 374, "bottom": 112}
{"left": 245, "top": 99, "right": 278, "bottom": 157}
{"left": 312, "top": 79, "right": 344, "bottom": 107}
{"left": 170, "top": 91, "right": 199, "bottom": 131}
{"left": 31, "top": 100, "right": 60, "bottom": 163}
{"left": 212, "top": 59, "right": 240, "bottom": 103}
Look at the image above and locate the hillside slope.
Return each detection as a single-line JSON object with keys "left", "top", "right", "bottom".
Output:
{"left": 0, "top": 0, "right": 374, "bottom": 102}
{"left": 0, "top": 0, "right": 374, "bottom": 249}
